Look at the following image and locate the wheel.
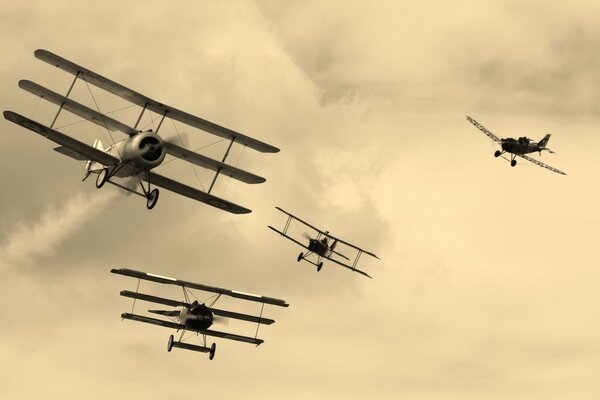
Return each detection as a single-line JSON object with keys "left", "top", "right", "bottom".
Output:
{"left": 96, "top": 168, "right": 108, "bottom": 188}
{"left": 511, "top": 159, "right": 517, "bottom": 167}
{"left": 209, "top": 342, "right": 216, "bottom": 360}
{"left": 494, "top": 150, "right": 501, "bottom": 158}
{"left": 167, "top": 335, "right": 174, "bottom": 352}
{"left": 146, "top": 188, "right": 159, "bottom": 209}
{"left": 297, "top": 252, "right": 303, "bottom": 262}
{"left": 317, "top": 262, "right": 323, "bottom": 272}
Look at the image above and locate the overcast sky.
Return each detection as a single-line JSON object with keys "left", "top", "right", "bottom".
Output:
{"left": 1, "top": 1, "right": 599, "bottom": 399}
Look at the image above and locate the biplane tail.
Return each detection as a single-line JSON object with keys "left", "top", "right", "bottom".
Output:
{"left": 538, "top": 134, "right": 551, "bottom": 148}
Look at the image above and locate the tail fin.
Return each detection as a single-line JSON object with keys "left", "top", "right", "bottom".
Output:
{"left": 92, "top": 138, "right": 106, "bottom": 152}
{"left": 538, "top": 134, "right": 551, "bottom": 148}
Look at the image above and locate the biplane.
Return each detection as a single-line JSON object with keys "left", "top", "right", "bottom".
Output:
{"left": 3, "top": 49, "right": 280, "bottom": 213}
{"left": 467, "top": 116, "right": 566, "bottom": 175}
{"left": 268, "top": 207, "right": 379, "bottom": 278}
{"left": 111, "top": 268, "right": 288, "bottom": 360}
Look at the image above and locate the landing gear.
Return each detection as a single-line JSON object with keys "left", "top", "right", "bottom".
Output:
{"left": 317, "top": 262, "right": 323, "bottom": 272}
{"left": 167, "top": 335, "right": 174, "bottom": 352}
{"left": 494, "top": 150, "right": 502, "bottom": 158}
{"left": 297, "top": 252, "right": 304, "bottom": 262}
{"left": 511, "top": 159, "right": 517, "bottom": 167}
{"left": 146, "top": 188, "right": 159, "bottom": 210}
{"left": 209, "top": 342, "right": 217, "bottom": 360}
{"left": 96, "top": 168, "right": 108, "bottom": 188}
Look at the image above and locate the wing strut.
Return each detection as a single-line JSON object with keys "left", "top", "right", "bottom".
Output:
{"left": 254, "top": 301, "right": 265, "bottom": 344}
{"left": 133, "top": 103, "right": 147, "bottom": 130}
{"left": 50, "top": 71, "right": 80, "bottom": 128}
{"left": 208, "top": 137, "right": 236, "bottom": 194}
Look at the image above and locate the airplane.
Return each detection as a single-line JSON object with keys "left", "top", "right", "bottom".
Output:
{"left": 466, "top": 115, "right": 566, "bottom": 175}
{"left": 3, "top": 49, "right": 280, "bottom": 213}
{"left": 268, "top": 207, "right": 379, "bottom": 278}
{"left": 111, "top": 268, "right": 288, "bottom": 360}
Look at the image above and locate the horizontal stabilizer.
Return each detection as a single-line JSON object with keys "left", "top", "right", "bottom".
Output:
{"left": 35, "top": 49, "right": 279, "bottom": 153}
{"left": 121, "top": 312, "right": 185, "bottom": 330}
{"left": 149, "top": 309, "right": 181, "bottom": 317}
{"left": 53, "top": 146, "right": 88, "bottom": 161}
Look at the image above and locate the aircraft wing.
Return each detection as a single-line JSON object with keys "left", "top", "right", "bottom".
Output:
{"left": 211, "top": 308, "right": 275, "bottom": 325}
{"left": 324, "top": 255, "right": 373, "bottom": 279}
{"left": 199, "top": 329, "right": 263, "bottom": 345}
{"left": 324, "top": 234, "right": 380, "bottom": 260}
{"left": 120, "top": 290, "right": 189, "bottom": 308}
{"left": 140, "top": 171, "right": 251, "bottom": 214}
{"left": 3, "top": 111, "right": 119, "bottom": 166}
{"left": 164, "top": 142, "right": 266, "bottom": 184}
{"left": 35, "top": 49, "right": 279, "bottom": 153}
{"left": 467, "top": 115, "right": 501, "bottom": 142}
{"left": 274, "top": 207, "right": 328, "bottom": 236}
{"left": 19, "top": 80, "right": 137, "bottom": 135}
{"left": 267, "top": 226, "right": 311, "bottom": 251}
{"left": 111, "top": 269, "right": 289, "bottom": 307}
{"left": 516, "top": 153, "right": 567, "bottom": 175}
{"left": 121, "top": 312, "right": 185, "bottom": 330}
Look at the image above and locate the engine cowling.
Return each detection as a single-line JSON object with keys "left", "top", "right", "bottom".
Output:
{"left": 120, "top": 131, "right": 166, "bottom": 170}
{"left": 184, "top": 302, "right": 214, "bottom": 331}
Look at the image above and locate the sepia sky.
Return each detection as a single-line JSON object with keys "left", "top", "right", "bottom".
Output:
{"left": 1, "top": 1, "right": 600, "bottom": 399}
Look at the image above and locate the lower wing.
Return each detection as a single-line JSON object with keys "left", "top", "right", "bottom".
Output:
{"left": 516, "top": 153, "right": 566, "bottom": 175}
{"left": 141, "top": 171, "right": 251, "bottom": 214}
{"left": 4, "top": 111, "right": 118, "bottom": 166}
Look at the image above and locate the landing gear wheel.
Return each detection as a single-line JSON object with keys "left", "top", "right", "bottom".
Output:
{"left": 494, "top": 150, "right": 501, "bottom": 158}
{"left": 209, "top": 343, "right": 216, "bottom": 360}
{"left": 317, "top": 262, "right": 323, "bottom": 272}
{"left": 297, "top": 252, "right": 304, "bottom": 262}
{"left": 167, "top": 335, "right": 174, "bottom": 352}
{"left": 511, "top": 159, "right": 517, "bottom": 167}
{"left": 146, "top": 188, "right": 159, "bottom": 210}
{"left": 96, "top": 168, "right": 108, "bottom": 188}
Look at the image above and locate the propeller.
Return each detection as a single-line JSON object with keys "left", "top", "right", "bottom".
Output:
{"left": 302, "top": 231, "right": 313, "bottom": 240}
{"left": 163, "top": 131, "right": 190, "bottom": 149}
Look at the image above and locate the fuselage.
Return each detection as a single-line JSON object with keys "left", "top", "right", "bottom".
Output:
{"left": 180, "top": 302, "right": 214, "bottom": 331}
{"left": 500, "top": 137, "right": 542, "bottom": 155}
{"left": 308, "top": 238, "right": 332, "bottom": 257}
{"left": 91, "top": 130, "right": 166, "bottom": 177}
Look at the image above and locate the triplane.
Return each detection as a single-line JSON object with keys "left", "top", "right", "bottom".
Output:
{"left": 112, "top": 268, "right": 288, "bottom": 360}
{"left": 467, "top": 116, "right": 566, "bottom": 175}
{"left": 4, "top": 49, "right": 279, "bottom": 213}
{"left": 268, "top": 207, "right": 379, "bottom": 278}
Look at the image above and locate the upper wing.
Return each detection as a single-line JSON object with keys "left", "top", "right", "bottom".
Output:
{"left": 274, "top": 207, "right": 328, "bottom": 236}
{"left": 516, "top": 153, "right": 567, "bottom": 175}
{"left": 3, "top": 111, "right": 119, "bottom": 166}
{"left": 111, "top": 269, "right": 289, "bottom": 307}
{"left": 466, "top": 115, "right": 501, "bottom": 142}
{"left": 141, "top": 171, "right": 251, "bottom": 214}
{"left": 35, "top": 49, "right": 279, "bottom": 153}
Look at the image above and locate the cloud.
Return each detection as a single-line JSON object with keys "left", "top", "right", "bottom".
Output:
{"left": 0, "top": 190, "right": 117, "bottom": 267}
